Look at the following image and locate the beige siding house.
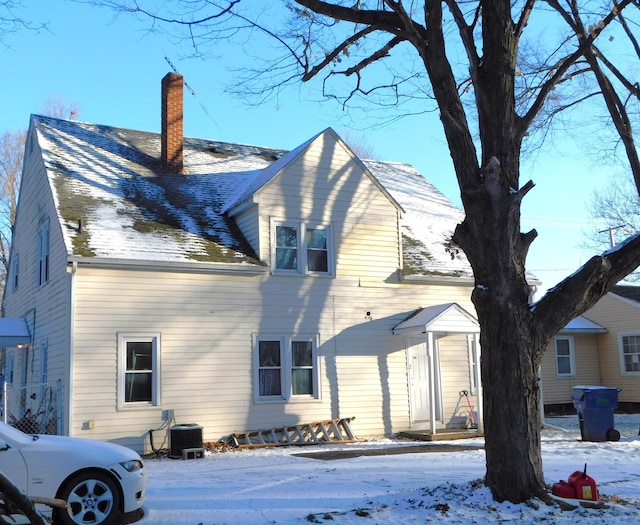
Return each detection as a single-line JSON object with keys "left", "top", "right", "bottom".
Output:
{"left": 540, "top": 285, "right": 640, "bottom": 413}
{"left": 2, "top": 73, "right": 482, "bottom": 453}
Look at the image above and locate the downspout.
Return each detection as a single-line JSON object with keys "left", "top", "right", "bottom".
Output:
{"left": 66, "top": 261, "right": 77, "bottom": 436}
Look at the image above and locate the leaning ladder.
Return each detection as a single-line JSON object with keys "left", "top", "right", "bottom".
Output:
{"left": 228, "top": 417, "right": 359, "bottom": 448}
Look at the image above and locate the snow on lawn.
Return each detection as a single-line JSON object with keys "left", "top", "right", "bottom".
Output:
{"left": 138, "top": 414, "right": 640, "bottom": 524}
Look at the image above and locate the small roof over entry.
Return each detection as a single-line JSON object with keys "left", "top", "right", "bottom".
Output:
{"left": 392, "top": 303, "right": 479, "bottom": 336}
{"left": 0, "top": 318, "right": 31, "bottom": 346}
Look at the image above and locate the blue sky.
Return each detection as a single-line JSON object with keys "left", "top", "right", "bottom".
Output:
{"left": 2, "top": 0, "right": 618, "bottom": 296}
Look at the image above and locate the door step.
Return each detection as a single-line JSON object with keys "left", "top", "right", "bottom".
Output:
{"left": 227, "top": 417, "right": 359, "bottom": 448}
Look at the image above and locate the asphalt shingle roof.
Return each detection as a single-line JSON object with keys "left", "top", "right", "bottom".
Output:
{"left": 32, "top": 114, "right": 471, "bottom": 278}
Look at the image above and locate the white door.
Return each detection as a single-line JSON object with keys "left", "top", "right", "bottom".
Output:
{"left": 408, "top": 337, "right": 430, "bottom": 423}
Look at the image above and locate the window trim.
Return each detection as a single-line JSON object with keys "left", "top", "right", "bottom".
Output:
{"left": 271, "top": 219, "right": 334, "bottom": 276}
{"left": 12, "top": 253, "right": 19, "bottom": 291}
{"left": 117, "top": 333, "right": 161, "bottom": 409}
{"left": 253, "top": 333, "right": 321, "bottom": 403}
{"left": 554, "top": 336, "right": 576, "bottom": 378}
{"left": 467, "top": 335, "right": 479, "bottom": 395}
{"left": 619, "top": 332, "right": 640, "bottom": 376}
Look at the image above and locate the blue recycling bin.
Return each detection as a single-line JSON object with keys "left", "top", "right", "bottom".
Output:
{"left": 572, "top": 386, "right": 621, "bottom": 442}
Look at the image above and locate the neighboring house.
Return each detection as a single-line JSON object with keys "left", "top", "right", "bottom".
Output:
{"left": 540, "top": 285, "right": 640, "bottom": 413}
{"left": 1, "top": 73, "right": 483, "bottom": 452}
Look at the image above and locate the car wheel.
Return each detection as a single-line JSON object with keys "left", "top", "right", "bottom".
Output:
{"left": 55, "top": 471, "right": 121, "bottom": 525}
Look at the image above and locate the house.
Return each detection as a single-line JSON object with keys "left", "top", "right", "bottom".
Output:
{"left": 540, "top": 285, "right": 640, "bottom": 414}
{"left": 1, "top": 73, "right": 483, "bottom": 453}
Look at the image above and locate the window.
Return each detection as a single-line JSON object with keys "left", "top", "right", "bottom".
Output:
{"left": 555, "top": 336, "right": 575, "bottom": 377}
{"left": 118, "top": 333, "right": 160, "bottom": 408}
{"left": 272, "top": 220, "right": 333, "bottom": 275}
{"left": 12, "top": 254, "right": 19, "bottom": 290}
{"left": 620, "top": 334, "right": 640, "bottom": 374}
{"left": 37, "top": 221, "right": 50, "bottom": 286}
{"left": 254, "top": 335, "right": 319, "bottom": 401}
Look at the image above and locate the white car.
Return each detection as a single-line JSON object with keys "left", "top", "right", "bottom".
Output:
{"left": 0, "top": 421, "right": 146, "bottom": 525}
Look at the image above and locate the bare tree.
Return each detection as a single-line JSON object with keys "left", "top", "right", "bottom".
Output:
{"left": 85, "top": 0, "right": 640, "bottom": 504}
{"left": 585, "top": 173, "right": 640, "bottom": 259}
{"left": 0, "top": 128, "right": 25, "bottom": 293}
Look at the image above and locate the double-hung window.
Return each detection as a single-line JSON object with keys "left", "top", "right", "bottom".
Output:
{"left": 255, "top": 335, "right": 320, "bottom": 401}
{"left": 273, "top": 220, "right": 333, "bottom": 275}
{"left": 37, "top": 220, "right": 50, "bottom": 286}
{"left": 118, "top": 333, "right": 161, "bottom": 408}
{"left": 554, "top": 336, "right": 575, "bottom": 378}
{"left": 620, "top": 334, "right": 640, "bottom": 374}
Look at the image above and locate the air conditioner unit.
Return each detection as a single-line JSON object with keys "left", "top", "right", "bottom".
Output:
{"left": 169, "top": 423, "right": 203, "bottom": 459}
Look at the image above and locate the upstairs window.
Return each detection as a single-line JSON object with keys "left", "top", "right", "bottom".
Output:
{"left": 621, "top": 334, "right": 640, "bottom": 374}
{"left": 272, "top": 220, "right": 333, "bottom": 275}
{"left": 12, "top": 254, "right": 19, "bottom": 290}
{"left": 37, "top": 221, "right": 50, "bottom": 286}
{"left": 254, "top": 335, "right": 320, "bottom": 402}
{"left": 555, "top": 336, "right": 575, "bottom": 378}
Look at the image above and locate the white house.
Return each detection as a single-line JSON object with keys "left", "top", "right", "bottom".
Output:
{"left": 1, "top": 73, "right": 482, "bottom": 453}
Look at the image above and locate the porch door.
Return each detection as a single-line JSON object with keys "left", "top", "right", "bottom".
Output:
{"left": 408, "top": 337, "right": 430, "bottom": 422}
{"left": 408, "top": 335, "right": 443, "bottom": 425}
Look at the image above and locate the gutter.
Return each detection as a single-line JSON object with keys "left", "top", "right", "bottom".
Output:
{"left": 67, "top": 256, "right": 268, "bottom": 275}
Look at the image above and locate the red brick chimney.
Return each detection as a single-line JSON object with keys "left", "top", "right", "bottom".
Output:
{"left": 161, "top": 72, "right": 184, "bottom": 173}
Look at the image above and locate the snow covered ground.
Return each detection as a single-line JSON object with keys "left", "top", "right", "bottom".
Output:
{"left": 137, "top": 414, "right": 640, "bottom": 524}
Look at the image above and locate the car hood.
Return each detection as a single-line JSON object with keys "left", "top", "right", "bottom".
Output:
{"left": 23, "top": 434, "right": 142, "bottom": 465}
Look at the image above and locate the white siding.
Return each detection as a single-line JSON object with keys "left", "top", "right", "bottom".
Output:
{"left": 71, "top": 267, "right": 475, "bottom": 451}
{"left": 2, "top": 132, "right": 72, "bottom": 430}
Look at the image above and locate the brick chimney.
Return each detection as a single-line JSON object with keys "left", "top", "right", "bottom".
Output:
{"left": 161, "top": 72, "right": 184, "bottom": 173}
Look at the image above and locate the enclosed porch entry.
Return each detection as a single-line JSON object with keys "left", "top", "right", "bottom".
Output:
{"left": 393, "top": 303, "right": 483, "bottom": 437}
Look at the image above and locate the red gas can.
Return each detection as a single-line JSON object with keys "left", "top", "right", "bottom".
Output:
{"left": 568, "top": 465, "right": 599, "bottom": 501}
{"left": 551, "top": 480, "right": 576, "bottom": 499}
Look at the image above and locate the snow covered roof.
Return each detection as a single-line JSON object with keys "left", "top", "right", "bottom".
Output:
{"left": 31, "top": 115, "right": 471, "bottom": 277}
{"left": 559, "top": 316, "right": 607, "bottom": 334}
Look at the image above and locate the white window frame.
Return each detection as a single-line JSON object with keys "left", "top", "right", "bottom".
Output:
{"left": 36, "top": 220, "right": 50, "bottom": 286}
{"left": 271, "top": 219, "right": 334, "bottom": 276}
{"left": 12, "top": 254, "right": 19, "bottom": 291}
{"left": 554, "top": 336, "right": 576, "bottom": 378}
{"left": 619, "top": 332, "right": 640, "bottom": 376}
{"left": 253, "top": 334, "right": 321, "bottom": 403}
{"left": 117, "top": 333, "right": 161, "bottom": 409}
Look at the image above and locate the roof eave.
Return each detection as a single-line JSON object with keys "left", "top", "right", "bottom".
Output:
{"left": 68, "top": 256, "right": 268, "bottom": 275}
{"left": 400, "top": 273, "right": 475, "bottom": 286}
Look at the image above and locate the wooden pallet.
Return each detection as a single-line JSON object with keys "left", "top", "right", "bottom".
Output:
{"left": 228, "top": 417, "right": 359, "bottom": 448}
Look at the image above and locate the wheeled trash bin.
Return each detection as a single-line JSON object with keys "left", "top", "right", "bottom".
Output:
{"left": 572, "top": 386, "right": 621, "bottom": 442}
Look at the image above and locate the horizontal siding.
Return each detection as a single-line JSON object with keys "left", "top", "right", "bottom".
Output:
{"left": 71, "top": 266, "right": 476, "bottom": 452}
{"left": 3, "top": 135, "right": 71, "bottom": 431}
{"left": 541, "top": 334, "right": 601, "bottom": 405}
{"left": 582, "top": 294, "right": 640, "bottom": 402}
{"left": 257, "top": 135, "right": 401, "bottom": 282}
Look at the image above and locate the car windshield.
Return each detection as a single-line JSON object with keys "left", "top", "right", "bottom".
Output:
{"left": 0, "top": 421, "right": 35, "bottom": 445}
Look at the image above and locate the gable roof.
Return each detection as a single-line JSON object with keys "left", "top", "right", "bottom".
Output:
{"left": 29, "top": 114, "right": 471, "bottom": 277}
{"left": 611, "top": 284, "right": 640, "bottom": 304}
{"left": 559, "top": 316, "right": 607, "bottom": 334}
{"left": 392, "top": 303, "right": 479, "bottom": 335}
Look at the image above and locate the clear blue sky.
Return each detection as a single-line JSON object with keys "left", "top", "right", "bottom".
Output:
{"left": 2, "top": 0, "right": 618, "bottom": 296}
